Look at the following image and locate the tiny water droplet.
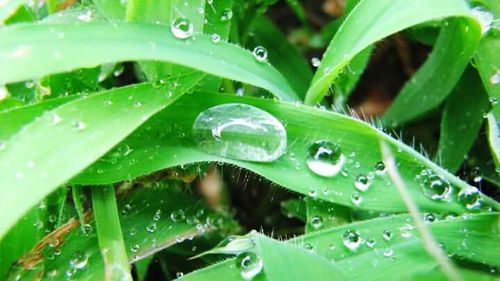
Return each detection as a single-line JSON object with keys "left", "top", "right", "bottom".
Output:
{"left": 77, "top": 8, "right": 92, "bottom": 22}
{"left": 252, "top": 46, "right": 268, "bottom": 62}
{"left": 490, "top": 71, "right": 500, "bottom": 85}
{"left": 342, "top": 229, "right": 362, "bottom": 251}
{"left": 171, "top": 18, "right": 194, "bottom": 39}
{"left": 69, "top": 251, "right": 88, "bottom": 269}
{"left": 354, "top": 174, "right": 371, "bottom": 192}
{"left": 81, "top": 224, "right": 92, "bottom": 235}
{"left": 0, "top": 85, "right": 8, "bottom": 101}
{"left": 306, "top": 140, "right": 345, "bottom": 177}
{"left": 73, "top": 120, "right": 86, "bottom": 130}
{"left": 311, "top": 57, "right": 320, "bottom": 67}
{"left": 382, "top": 229, "right": 393, "bottom": 241}
{"left": 131, "top": 244, "right": 139, "bottom": 253}
{"left": 366, "top": 238, "right": 376, "bottom": 248}
{"left": 351, "top": 192, "right": 362, "bottom": 206}
{"left": 489, "top": 96, "right": 498, "bottom": 105}
{"left": 383, "top": 248, "right": 394, "bottom": 257}
{"left": 220, "top": 9, "right": 233, "bottom": 21}
{"left": 146, "top": 222, "right": 157, "bottom": 233}
{"left": 310, "top": 216, "right": 323, "bottom": 229}
{"left": 236, "top": 252, "right": 263, "bottom": 280}
{"left": 193, "top": 103, "right": 287, "bottom": 162}
{"left": 176, "top": 272, "right": 184, "bottom": 278}
{"left": 211, "top": 33, "right": 221, "bottom": 43}
{"left": 171, "top": 210, "right": 186, "bottom": 222}
{"left": 423, "top": 213, "right": 436, "bottom": 223}
{"left": 48, "top": 112, "right": 62, "bottom": 125}
{"left": 374, "top": 161, "right": 386, "bottom": 174}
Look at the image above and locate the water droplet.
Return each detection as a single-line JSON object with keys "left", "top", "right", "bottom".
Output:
{"left": 382, "top": 229, "right": 393, "bottom": 241}
{"left": 146, "top": 222, "right": 157, "bottom": 233}
{"left": 310, "top": 216, "right": 323, "bottom": 229}
{"left": 311, "top": 57, "right": 320, "bottom": 67}
{"left": 77, "top": 8, "right": 92, "bottom": 22}
{"left": 489, "top": 96, "right": 498, "bottom": 105}
{"left": 170, "top": 209, "right": 186, "bottom": 222}
{"left": 383, "top": 248, "right": 394, "bottom": 257}
{"left": 81, "top": 224, "right": 92, "bottom": 235}
{"left": 171, "top": 18, "right": 194, "bottom": 39}
{"left": 343, "top": 230, "right": 362, "bottom": 251}
{"left": 220, "top": 9, "right": 233, "bottom": 21}
{"left": 374, "top": 161, "right": 386, "bottom": 174}
{"left": 491, "top": 71, "right": 500, "bottom": 85}
{"left": 176, "top": 272, "right": 184, "bottom": 278}
{"left": 421, "top": 172, "right": 452, "bottom": 201}
{"left": 354, "top": 174, "right": 371, "bottom": 192}
{"left": 236, "top": 252, "right": 263, "bottom": 280}
{"left": 308, "top": 188, "right": 318, "bottom": 198}
{"left": 134, "top": 101, "right": 142, "bottom": 108}
{"left": 211, "top": 33, "right": 221, "bottom": 43}
{"left": 72, "top": 120, "right": 86, "bottom": 130}
{"left": 303, "top": 243, "right": 314, "bottom": 252}
{"left": 306, "top": 140, "right": 345, "bottom": 177}
{"left": 69, "top": 251, "right": 88, "bottom": 269}
{"left": 399, "top": 224, "right": 413, "bottom": 238}
{"left": 423, "top": 213, "right": 436, "bottom": 223}
{"left": 366, "top": 238, "right": 376, "bottom": 248}
{"left": 351, "top": 192, "right": 362, "bottom": 205}
{"left": 129, "top": 227, "right": 137, "bottom": 236}
{"left": 458, "top": 187, "right": 482, "bottom": 209}
{"left": 470, "top": 167, "right": 482, "bottom": 183}
{"left": 153, "top": 209, "right": 161, "bottom": 221}
{"left": 193, "top": 103, "right": 287, "bottom": 162}
{"left": 131, "top": 244, "right": 139, "bottom": 253}
{"left": 252, "top": 46, "right": 268, "bottom": 62}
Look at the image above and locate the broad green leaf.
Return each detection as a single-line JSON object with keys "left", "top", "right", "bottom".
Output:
{"left": 252, "top": 15, "right": 313, "bottom": 97}
{"left": 255, "top": 235, "right": 346, "bottom": 281}
{"left": 182, "top": 213, "right": 499, "bottom": 281}
{"left": 304, "top": 0, "right": 481, "bottom": 105}
{"left": 74, "top": 92, "right": 500, "bottom": 214}
{"left": 383, "top": 19, "right": 481, "bottom": 125}
{"left": 436, "top": 67, "right": 490, "bottom": 173}
{"left": 8, "top": 185, "right": 234, "bottom": 280}
{"left": 0, "top": 73, "right": 204, "bottom": 239}
{"left": 91, "top": 186, "right": 132, "bottom": 281}
{"left": 0, "top": 22, "right": 299, "bottom": 101}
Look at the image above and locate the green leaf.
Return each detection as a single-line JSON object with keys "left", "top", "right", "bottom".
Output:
{"left": 93, "top": 0, "right": 126, "bottom": 20}
{"left": 182, "top": 213, "right": 499, "bottom": 281}
{"left": 91, "top": 186, "right": 132, "bottom": 281}
{"left": 436, "top": 67, "right": 490, "bottom": 173}
{"left": 73, "top": 92, "right": 500, "bottom": 214}
{"left": 0, "top": 73, "right": 203, "bottom": 239}
{"left": 0, "top": 22, "right": 299, "bottom": 101}
{"left": 255, "top": 235, "right": 346, "bottom": 281}
{"left": 383, "top": 19, "right": 481, "bottom": 125}
{"left": 304, "top": 0, "right": 480, "bottom": 105}
{"left": 0, "top": 0, "right": 25, "bottom": 23}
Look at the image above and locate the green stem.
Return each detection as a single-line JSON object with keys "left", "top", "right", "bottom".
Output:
{"left": 92, "top": 185, "right": 133, "bottom": 281}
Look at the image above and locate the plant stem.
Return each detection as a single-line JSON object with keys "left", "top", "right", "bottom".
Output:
{"left": 92, "top": 185, "right": 133, "bottom": 281}
{"left": 380, "top": 141, "right": 463, "bottom": 281}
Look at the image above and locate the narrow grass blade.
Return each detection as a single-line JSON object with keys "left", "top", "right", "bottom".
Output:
{"left": 0, "top": 0, "right": 24, "bottom": 23}
{"left": 91, "top": 186, "right": 132, "bottom": 281}
{"left": 383, "top": 19, "right": 481, "bottom": 125}
{"left": 0, "top": 73, "right": 204, "bottom": 239}
{"left": 304, "top": 0, "right": 480, "bottom": 105}
{"left": 0, "top": 22, "right": 298, "bottom": 101}
{"left": 436, "top": 67, "right": 490, "bottom": 172}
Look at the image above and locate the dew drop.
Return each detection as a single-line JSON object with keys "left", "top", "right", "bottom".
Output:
{"left": 220, "top": 9, "right": 233, "bottom": 21}
{"left": 383, "top": 248, "right": 394, "bottom": 257}
{"left": 374, "top": 161, "right": 386, "bottom": 174}
{"left": 306, "top": 140, "right": 345, "bottom": 177}
{"left": 419, "top": 170, "right": 452, "bottom": 201}
{"left": 77, "top": 8, "right": 92, "bottom": 22}
{"left": 310, "top": 216, "right": 323, "bottom": 229}
{"left": 489, "top": 96, "right": 498, "bottom": 105}
{"left": 303, "top": 243, "right": 314, "bottom": 252}
{"left": 81, "top": 224, "right": 92, "bottom": 235}
{"left": 423, "top": 213, "right": 436, "bottom": 223}
{"left": 176, "top": 272, "right": 184, "bottom": 278}
{"left": 351, "top": 192, "right": 362, "bottom": 206}
{"left": 490, "top": 71, "right": 500, "bottom": 85}
{"left": 342, "top": 229, "right": 362, "bottom": 251}
{"left": 69, "top": 251, "right": 88, "bottom": 269}
{"left": 252, "top": 46, "right": 268, "bottom": 62}
{"left": 236, "top": 252, "right": 263, "bottom": 280}
{"left": 193, "top": 103, "right": 287, "bottom": 162}
{"left": 311, "top": 57, "right": 320, "bottom": 68}
{"left": 146, "top": 222, "right": 157, "bottom": 233}
{"left": 399, "top": 224, "right": 413, "bottom": 238}
{"left": 131, "top": 244, "right": 139, "bottom": 253}
{"left": 171, "top": 18, "right": 194, "bottom": 39}
{"left": 354, "top": 174, "right": 371, "bottom": 192}
{"left": 72, "top": 120, "right": 86, "bottom": 130}
{"left": 366, "top": 238, "right": 376, "bottom": 248}
{"left": 382, "top": 229, "right": 393, "bottom": 241}
{"left": 211, "top": 33, "right": 221, "bottom": 43}
{"left": 457, "top": 187, "right": 482, "bottom": 209}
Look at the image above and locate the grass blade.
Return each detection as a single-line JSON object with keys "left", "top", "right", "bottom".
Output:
{"left": 0, "top": 0, "right": 24, "bottom": 23}
{"left": 91, "top": 186, "right": 132, "bottom": 281}
{"left": 0, "top": 73, "right": 203, "bottom": 239}
{"left": 0, "top": 22, "right": 298, "bottom": 101}
{"left": 304, "top": 0, "right": 480, "bottom": 105}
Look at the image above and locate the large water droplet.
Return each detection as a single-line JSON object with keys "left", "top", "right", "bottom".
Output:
{"left": 252, "top": 46, "right": 268, "bottom": 62}
{"left": 342, "top": 229, "right": 362, "bottom": 251}
{"left": 171, "top": 18, "right": 194, "bottom": 39}
{"left": 311, "top": 57, "right": 320, "bottom": 68}
{"left": 236, "top": 251, "right": 263, "bottom": 280}
{"left": 193, "top": 103, "right": 287, "bottom": 162}
{"left": 457, "top": 187, "right": 482, "bottom": 209}
{"left": 306, "top": 140, "right": 345, "bottom": 177}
